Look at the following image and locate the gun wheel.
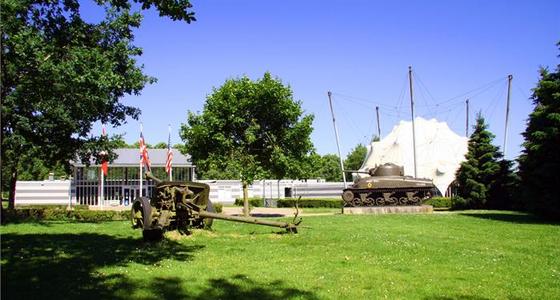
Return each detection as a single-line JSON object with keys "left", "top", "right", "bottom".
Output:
{"left": 131, "top": 197, "right": 152, "bottom": 229}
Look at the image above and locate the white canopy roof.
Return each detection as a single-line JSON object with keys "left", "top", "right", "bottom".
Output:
{"left": 360, "top": 117, "right": 468, "bottom": 194}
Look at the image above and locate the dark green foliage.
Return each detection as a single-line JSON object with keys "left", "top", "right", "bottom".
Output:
{"left": 451, "top": 196, "right": 469, "bottom": 210}
{"left": 277, "top": 198, "right": 342, "bottom": 208}
{"left": 1, "top": 0, "right": 196, "bottom": 208}
{"left": 180, "top": 73, "right": 315, "bottom": 183}
{"left": 423, "top": 197, "right": 451, "bottom": 208}
{"left": 233, "top": 197, "right": 343, "bottom": 208}
{"left": 2, "top": 207, "right": 129, "bottom": 223}
{"left": 213, "top": 203, "right": 223, "bottom": 213}
{"left": 234, "top": 198, "right": 264, "bottom": 207}
{"left": 305, "top": 153, "right": 343, "bottom": 182}
{"left": 454, "top": 114, "right": 516, "bottom": 209}
{"left": 518, "top": 50, "right": 560, "bottom": 219}
{"left": 344, "top": 143, "right": 367, "bottom": 178}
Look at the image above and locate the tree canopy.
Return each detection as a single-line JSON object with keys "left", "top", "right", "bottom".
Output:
{"left": 1, "top": 0, "right": 196, "bottom": 206}
{"left": 180, "top": 73, "right": 315, "bottom": 184}
{"left": 344, "top": 143, "right": 367, "bottom": 178}
{"left": 518, "top": 49, "right": 560, "bottom": 219}
{"left": 454, "top": 113, "right": 513, "bottom": 209}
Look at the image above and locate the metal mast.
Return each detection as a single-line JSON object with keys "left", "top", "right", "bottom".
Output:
{"left": 408, "top": 66, "right": 418, "bottom": 178}
{"left": 376, "top": 106, "right": 381, "bottom": 140}
{"left": 466, "top": 99, "right": 469, "bottom": 137}
{"left": 327, "top": 91, "right": 347, "bottom": 188}
{"left": 503, "top": 75, "right": 513, "bottom": 156}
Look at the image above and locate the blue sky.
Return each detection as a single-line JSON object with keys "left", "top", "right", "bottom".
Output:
{"left": 87, "top": 0, "right": 559, "bottom": 161}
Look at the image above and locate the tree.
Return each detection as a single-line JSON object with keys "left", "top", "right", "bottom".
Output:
{"left": 518, "top": 51, "right": 560, "bottom": 219}
{"left": 454, "top": 114, "right": 503, "bottom": 208}
{"left": 1, "top": 0, "right": 196, "bottom": 208}
{"left": 180, "top": 73, "right": 314, "bottom": 215}
{"left": 153, "top": 142, "right": 168, "bottom": 149}
{"left": 318, "top": 154, "right": 344, "bottom": 182}
{"left": 344, "top": 143, "right": 367, "bottom": 178}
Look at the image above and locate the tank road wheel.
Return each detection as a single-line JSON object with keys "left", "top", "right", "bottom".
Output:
{"left": 375, "top": 198, "right": 385, "bottom": 206}
{"left": 387, "top": 197, "right": 398, "bottom": 205}
{"left": 411, "top": 196, "right": 422, "bottom": 205}
{"left": 342, "top": 190, "right": 354, "bottom": 207}
{"left": 131, "top": 197, "right": 152, "bottom": 229}
{"left": 203, "top": 200, "right": 216, "bottom": 229}
{"left": 399, "top": 197, "right": 408, "bottom": 205}
{"left": 364, "top": 198, "right": 375, "bottom": 206}
{"left": 352, "top": 198, "right": 362, "bottom": 207}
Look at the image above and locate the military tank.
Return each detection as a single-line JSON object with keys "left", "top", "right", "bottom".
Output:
{"left": 342, "top": 163, "right": 440, "bottom": 207}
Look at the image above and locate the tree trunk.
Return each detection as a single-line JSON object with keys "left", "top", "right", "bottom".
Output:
{"left": 242, "top": 181, "right": 249, "bottom": 217}
{"left": 8, "top": 166, "right": 17, "bottom": 209}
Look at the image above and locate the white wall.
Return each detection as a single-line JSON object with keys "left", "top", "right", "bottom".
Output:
{"left": 200, "top": 180, "right": 345, "bottom": 204}
{"left": 15, "top": 180, "right": 74, "bottom": 206}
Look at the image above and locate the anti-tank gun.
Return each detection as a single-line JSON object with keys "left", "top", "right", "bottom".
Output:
{"left": 131, "top": 172, "right": 301, "bottom": 240}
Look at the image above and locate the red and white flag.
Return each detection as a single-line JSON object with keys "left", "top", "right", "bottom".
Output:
{"left": 139, "top": 131, "right": 151, "bottom": 172}
{"left": 165, "top": 126, "right": 173, "bottom": 175}
{"left": 101, "top": 126, "right": 108, "bottom": 176}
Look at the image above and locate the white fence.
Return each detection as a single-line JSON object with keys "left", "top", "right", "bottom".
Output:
{"left": 14, "top": 179, "right": 345, "bottom": 207}
{"left": 201, "top": 180, "right": 345, "bottom": 204}
{"left": 15, "top": 180, "right": 74, "bottom": 206}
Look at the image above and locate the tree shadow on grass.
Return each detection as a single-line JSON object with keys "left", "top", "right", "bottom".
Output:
{"left": 459, "top": 211, "right": 560, "bottom": 225}
{"left": 427, "top": 296, "right": 492, "bottom": 300}
{"left": 149, "top": 274, "right": 319, "bottom": 300}
{"left": 1, "top": 233, "right": 204, "bottom": 299}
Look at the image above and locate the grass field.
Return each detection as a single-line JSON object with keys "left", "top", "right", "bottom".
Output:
{"left": 1, "top": 211, "right": 559, "bottom": 299}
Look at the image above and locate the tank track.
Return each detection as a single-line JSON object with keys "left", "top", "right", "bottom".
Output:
{"left": 342, "top": 187, "right": 434, "bottom": 207}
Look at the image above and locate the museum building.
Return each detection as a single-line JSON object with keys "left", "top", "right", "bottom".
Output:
{"left": 71, "top": 148, "right": 195, "bottom": 206}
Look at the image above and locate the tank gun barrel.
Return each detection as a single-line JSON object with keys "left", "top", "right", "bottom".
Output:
{"left": 344, "top": 170, "right": 369, "bottom": 174}
{"left": 145, "top": 171, "right": 163, "bottom": 184}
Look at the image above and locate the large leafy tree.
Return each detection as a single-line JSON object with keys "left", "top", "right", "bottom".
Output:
{"left": 518, "top": 51, "right": 560, "bottom": 219}
{"left": 454, "top": 114, "right": 508, "bottom": 209}
{"left": 344, "top": 143, "right": 367, "bottom": 178}
{"left": 180, "top": 73, "right": 314, "bottom": 215}
{"left": 1, "top": 0, "right": 196, "bottom": 207}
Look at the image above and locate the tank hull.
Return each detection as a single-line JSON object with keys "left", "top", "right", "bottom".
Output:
{"left": 342, "top": 174, "right": 439, "bottom": 207}
{"left": 342, "top": 185, "right": 436, "bottom": 207}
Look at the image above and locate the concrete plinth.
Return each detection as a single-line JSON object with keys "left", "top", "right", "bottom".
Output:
{"left": 343, "top": 205, "right": 433, "bottom": 215}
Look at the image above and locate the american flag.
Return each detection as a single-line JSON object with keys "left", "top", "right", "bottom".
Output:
{"left": 139, "top": 131, "right": 151, "bottom": 172}
{"left": 165, "top": 127, "right": 173, "bottom": 175}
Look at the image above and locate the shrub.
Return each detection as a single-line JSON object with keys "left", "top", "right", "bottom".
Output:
{"left": 277, "top": 198, "right": 342, "bottom": 208}
{"left": 451, "top": 196, "right": 469, "bottom": 210}
{"left": 234, "top": 198, "right": 264, "bottom": 207}
{"left": 423, "top": 197, "right": 452, "bottom": 208}
{"left": 213, "top": 203, "right": 223, "bottom": 213}
{"left": 2, "top": 207, "right": 129, "bottom": 223}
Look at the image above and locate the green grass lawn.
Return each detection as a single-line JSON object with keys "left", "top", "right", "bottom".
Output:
{"left": 2, "top": 211, "right": 559, "bottom": 299}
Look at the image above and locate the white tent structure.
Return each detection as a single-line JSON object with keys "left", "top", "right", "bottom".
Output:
{"left": 359, "top": 117, "right": 468, "bottom": 194}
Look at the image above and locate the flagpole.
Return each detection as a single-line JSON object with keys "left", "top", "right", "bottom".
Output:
{"left": 100, "top": 168, "right": 104, "bottom": 208}
{"left": 100, "top": 125, "right": 106, "bottom": 208}
{"left": 168, "top": 124, "right": 172, "bottom": 181}
{"left": 139, "top": 123, "right": 143, "bottom": 198}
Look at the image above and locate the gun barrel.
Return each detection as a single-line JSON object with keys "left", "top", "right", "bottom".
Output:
{"left": 145, "top": 171, "right": 163, "bottom": 184}
{"left": 197, "top": 210, "right": 298, "bottom": 233}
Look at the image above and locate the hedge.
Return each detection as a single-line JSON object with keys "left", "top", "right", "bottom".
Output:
{"left": 2, "top": 207, "right": 129, "bottom": 223}
{"left": 277, "top": 198, "right": 342, "bottom": 208}
{"left": 423, "top": 197, "right": 452, "bottom": 208}
{"left": 234, "top": 198, "right": 264, "bottom": 207}
{"left": 234, "top": 197, "right": 343, "bottom": 208}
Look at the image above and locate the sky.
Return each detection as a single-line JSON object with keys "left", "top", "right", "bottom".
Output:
{"left": 85, "top": 0, "right": 559, "bottom": 161}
